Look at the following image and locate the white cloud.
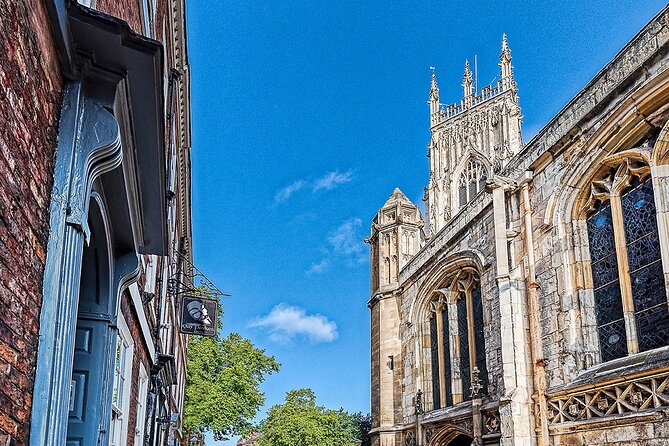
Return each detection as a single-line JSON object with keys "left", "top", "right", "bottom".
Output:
{"left": 274, "top": 180, "right": 306, "bottom": 204}
{"left": 328, "top": 217, "right": 366, "bottom": 262}
{"left": 313, "top": 170, "right": 353, "bottom": 192}
{"left": 306, "top": 258, "right": 329, "bottom": 275}
{"left": 249, "top": 304, "right": 338, "bottom": 344}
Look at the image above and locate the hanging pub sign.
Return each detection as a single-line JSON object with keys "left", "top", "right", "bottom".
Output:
{"left": 180, "top": 296, "right": 218, "bottom": 336}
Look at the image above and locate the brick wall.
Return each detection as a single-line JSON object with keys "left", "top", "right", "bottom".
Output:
{"left": 0, "top": 0, "right": 63, "bottom": 444}
{"left": 122, "top": 292, "right": 152, "bottom": 446}
{"left": 96, "top": 0, "right": 143, "bottom": 35}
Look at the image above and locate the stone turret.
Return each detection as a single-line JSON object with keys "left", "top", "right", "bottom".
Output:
{"left": 425, "top": 35, "right": 523, "bottom": 234}
{"left": 368, "top": 188, "right": 424, "bottom": 293}
{"left": 367, "top": 188, "right": 424, "bottom": 442}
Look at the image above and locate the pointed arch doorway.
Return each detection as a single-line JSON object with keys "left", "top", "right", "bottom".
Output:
{"left": 446, "top": 434, "right": 473, "bottom": 446}
{"left": 428, "top": 428, "right": 474, "bottom": 446}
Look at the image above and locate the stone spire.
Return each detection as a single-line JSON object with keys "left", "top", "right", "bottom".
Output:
{"left": 462, "top": 60, "right": 474, "bottom": 106}
{"left": 500, "top": 34, "right": 513, "bottom": 79}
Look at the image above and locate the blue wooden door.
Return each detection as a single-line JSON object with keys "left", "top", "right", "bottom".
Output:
{"left": 67, "top": 198, "right": 114, "bottom": 446}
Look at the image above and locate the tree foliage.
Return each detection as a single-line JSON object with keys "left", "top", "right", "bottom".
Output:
{"left": 183, "top": 332, "right": 280, "bottom": 440}
{"left": 350, "top": 412, "right": 371, "bottom": 446}
{"left": 259, "top": 388, "right": 359, "bottom": 446}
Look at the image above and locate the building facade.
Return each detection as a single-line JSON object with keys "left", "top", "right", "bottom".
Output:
{"left": 368, "top": 7, "right": 669, "bottom": 446}
{"left": 0, "top": 0, "right": 192, "bottom": 445}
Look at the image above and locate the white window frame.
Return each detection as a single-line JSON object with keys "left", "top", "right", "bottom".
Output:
{"left": 135, "top": 363, "right": 149, "bottom": 445}
{"left": 109, "top": 313, "right": 134, "bottom": 446}
{"left": 138, "top": 0, "right": 153, "bottom": 37}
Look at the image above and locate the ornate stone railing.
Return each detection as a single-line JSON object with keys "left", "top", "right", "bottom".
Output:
{"left": 433, "top": 78, "right": 513, "bottom": 124}
{"left": 547, "top": 370, "right": 669, "bottom": 425}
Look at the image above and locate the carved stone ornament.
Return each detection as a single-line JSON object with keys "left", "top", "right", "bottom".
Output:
{"left": 547, "top": 372, "right": 669, "bottom": 425}
{"left": 582, "top": 154, "right": 651, "bottom": 215}
{"left": 596, "top": 396, "right": 609, "bottom": 411}
{"left": 404, "top": 431, "right": 416, "bottom": 446}
{"left": 484, "top": 412, "right": 501, "bottom": 434}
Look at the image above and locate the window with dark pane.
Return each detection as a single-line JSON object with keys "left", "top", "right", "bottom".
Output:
{"left": 468, "top": 180, "right": 477, "bottom": 203}
{"left": 621, "top": 178, "right": 669, "bottom": 352}
{"left": 472, "top": 286, "right": 488, "bottom": 395}
{"left": 586, "top": 203, "right": 627, "bottom": 362}
{"left": 459, "top": 182, "right": 467, "bottom": 207}
{"left": 441, "top": 309, "right": 453, "bottom": 407}
{"left": 430, "top": 315, "right": 440, "bottom": 410}
{"left": 457, "top": 296, "right": 471, "bottom": 401}
{"left": 478, "top": 171, "right": 487, "bottom": 194}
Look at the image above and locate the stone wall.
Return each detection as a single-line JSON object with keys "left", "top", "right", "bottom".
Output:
{"left": 554, "top": 420, "right": 669, "bottom": 446}
{"left": 0, "top": 0, "right": 63, "bottom": 443}
{"left": 371, "top": 303, "right": 381, "bottom": 429}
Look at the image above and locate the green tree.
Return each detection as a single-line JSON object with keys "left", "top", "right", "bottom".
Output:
{"left": 350, "top": 412, "right": 371, "bottom": 446}
{"left": 183, "top": 332, "right": 280, "bottom": 441}
{"left": 259, "top": 389, "right": 358, "bottom": 446}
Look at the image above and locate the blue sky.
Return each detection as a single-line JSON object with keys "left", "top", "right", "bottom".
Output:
{"left": 187, "top": 1, "right": 667, "bottom": 443}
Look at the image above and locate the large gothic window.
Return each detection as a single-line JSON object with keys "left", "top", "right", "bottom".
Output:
{"left": 584, "top": 157, "right": 669, "bottom": 362}
{"left": 458, "top": 159, "right": 487, "bottom": 207}
{"left": 428, "top": 271, "right": 487, "bottom": 409}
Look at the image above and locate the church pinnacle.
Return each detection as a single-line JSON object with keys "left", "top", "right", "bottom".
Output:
{"left": 429, "top": 70, "right": 440, "bottom": 116}
{"left": 500, "top": 34, "right": 513, "bottom": 79}
{"left": 462, "top": 60, "right": 474, "bottom": 105}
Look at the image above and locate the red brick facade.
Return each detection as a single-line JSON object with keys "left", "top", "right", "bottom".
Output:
{"left": 0, "top": 0, "right": 63, "bottom": 443}
{"left": 0, "top": 0, "right": 191, "bottom": 444}
{"left": 96, "top": 0, "right": 143, "bottom": 35}
{"left": 121, "top": 293, "right": 152, "bottom": 446}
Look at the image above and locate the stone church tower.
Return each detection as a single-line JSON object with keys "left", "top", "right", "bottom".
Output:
{"left": 425, "top": 35, "right": 522, "bottom": 234}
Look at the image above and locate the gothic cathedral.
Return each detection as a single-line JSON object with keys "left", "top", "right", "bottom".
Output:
{"left": 368, "top": 8, "right": 669, "bottom": 446}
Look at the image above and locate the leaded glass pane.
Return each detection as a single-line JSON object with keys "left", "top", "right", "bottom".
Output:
{"left": 587, "top": 203, "right": 627, "bottom": 362}
{"left": 430, "top": 315, "right": 440, "bottom": 410}
{"left": 598, "top": 319, "right": 627, "bottom": 363}
{"left": 587, "top": 205, "right": 616, "bottom": 262}
{"left": 472, "top": 287, "right": 488, "bottom": 396}
{"left": 459, "top": 184, "right": 467, "bottom": 207}
{"left": 625, "top": 232, "right": 661, "bottom": 273}
{"left": 478, "top": 172, "right": 487, "bottom": 194}
{"left": 457, "top": 297, "right": 470, "bottom": 401}
{"left": 636, "top": 304, "right": 669, "bottom": 352}
{"left": 630, "top": 261, "right": 665, "bottom": 311}
{"left": 622, "top": 179, "right": 657, "bottom": 246}
{"left": 593, "top": 282, "right": 624, "bottom": 326}
{"left": 590, "top": 252, "right": 619, "bottom": 289}
{"left": 468, "top": 181, "right": 477, "bottom": 203}
{"left": 441, "top": 310, "right": 453, "bottom": 407}
{"left": 622, "top": 178, "right": 669, "bottom": 353}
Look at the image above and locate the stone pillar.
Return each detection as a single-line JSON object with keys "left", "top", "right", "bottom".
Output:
{"left": 489, "top": 176, "right": 535, "bottom": 446}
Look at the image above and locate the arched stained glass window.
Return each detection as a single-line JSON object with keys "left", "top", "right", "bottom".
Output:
{"left": 587, "top": 203, "right": 627, "bottom": 362}
{"left": 459, "top": 159, "right": 487, "bottom": 207}
{"left": 426, "top": 271, "right": 488, "bottom": 410}
{"left": 621, "top": 179, "right": 669, "bottom": 351}
{"left": 584, "top": 156, "right": 669, "bottom": 362}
